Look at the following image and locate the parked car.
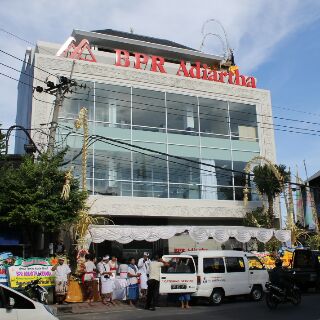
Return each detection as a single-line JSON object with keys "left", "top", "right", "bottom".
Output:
{"left": 0, "top": 284, "right": 58, "bottom": 320}
{"left": 160, "top": 250, "right": 269, "bottom": 305}
{"left": 291, "top": 248, "right": 320, "bottom": 291}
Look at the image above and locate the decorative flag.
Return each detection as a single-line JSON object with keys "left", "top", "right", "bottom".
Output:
{"left": 286, "top": 178, "right": 295, "bottom": 230}
{"left": 295, "top": 169, "right": 304, "bottom": 226}
{"left": 305, "top": 186, "right": 317, "bottom": 231}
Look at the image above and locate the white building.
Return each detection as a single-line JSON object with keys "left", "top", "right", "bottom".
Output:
{"left": 16, "top": 29, "right": 277, "bottom": 257}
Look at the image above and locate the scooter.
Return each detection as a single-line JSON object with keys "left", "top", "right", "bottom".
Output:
{"left": 24, "top": 279, "right": 48, "bottom": 304}
{"left": 265, "top": 282, "right": 301, "bottom": 309}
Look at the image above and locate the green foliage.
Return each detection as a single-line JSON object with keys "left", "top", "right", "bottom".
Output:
{"left": 253, "top": 164, "right": 290, "bottom": 227}
{"left": 243, "top": 207, "right": 269, "bottom": 228}
{"left": 0, "top": 150, "right": 87, "bottom": 232}
{"left": 306, "top": 234, "right": 320, "bottom": 250}
{"left": 265, "top": 237, "right": 282, "bottom": 253}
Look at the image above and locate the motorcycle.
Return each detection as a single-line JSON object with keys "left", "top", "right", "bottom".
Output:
{"left": 265, "top": 282, "right": 301, "bottom": 309}
{"left": 24, "top": 279, "right": 49, "bottom": 304}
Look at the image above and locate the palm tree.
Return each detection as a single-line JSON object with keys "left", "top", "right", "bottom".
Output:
{"left": 252, "top": 164, "right": 290, "bottom": 228}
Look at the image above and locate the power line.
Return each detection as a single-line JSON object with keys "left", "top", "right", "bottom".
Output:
{"left": 58, "top": 131, "right": 320, "bottom": 193}
{"left": 63, "top": 87, "right": 320, "bottom": 135}
{"left": 0, "top": 71, "right": 34, "bottom": 88}
{"left": 2, "top": 26, "right": 320, "bottom": 122}
{"left": 59, "top": 94, "right": 320, "bottom": 138}
{"left": 3, "top": 47, "right": 320, "bottom": 135}
{"left": 90, "top": 84, "right": 320, "bottom": 128}
{"left": 0, "top": 61, "right": 48, "bottom": 84}
{"left": 0, "top": 48, "right": 56, "bottom": 78}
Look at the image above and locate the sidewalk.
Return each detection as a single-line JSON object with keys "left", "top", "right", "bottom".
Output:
{"left": 51, "top": 300, "right": 136, "bottom": 316}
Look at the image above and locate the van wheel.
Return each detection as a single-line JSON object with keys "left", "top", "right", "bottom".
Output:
{"left": 250, "top": 285, "right": 263, "bottom": 301}
{"left": 209, "top": 289, "right": 224, "bottom": 306}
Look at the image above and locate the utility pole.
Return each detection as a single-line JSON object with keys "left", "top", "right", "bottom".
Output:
{"left": 47, "top": 76, "right": 78, "bottom": 152}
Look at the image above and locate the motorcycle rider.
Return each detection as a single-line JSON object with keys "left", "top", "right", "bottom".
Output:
{"left": 269, "top": 259, "right": 292, "bottom": 295}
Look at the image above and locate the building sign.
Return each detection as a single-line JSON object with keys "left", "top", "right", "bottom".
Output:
{"left": 8, "top": 258, "right": 55, "bottom": 288}
{"left": 114, "top": 49, "right": 256, "bottom": 88}
{"left": 56, "top": 37, "right": 96, "bottom": 62}
{"left": 174, "top": 248, "right": 208, "bottom": 253}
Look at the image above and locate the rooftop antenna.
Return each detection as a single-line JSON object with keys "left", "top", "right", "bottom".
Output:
{"left": 200, "top": 19, "right": 234, "bottom": 65}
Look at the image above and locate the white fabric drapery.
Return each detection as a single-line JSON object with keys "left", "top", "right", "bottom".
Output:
{"left": 89, "top": 225, "right": 291, "bottom": 244}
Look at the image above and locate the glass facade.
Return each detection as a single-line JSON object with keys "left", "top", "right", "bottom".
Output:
{"left": 57, "top": 81, "right": 260, "bottom": 200}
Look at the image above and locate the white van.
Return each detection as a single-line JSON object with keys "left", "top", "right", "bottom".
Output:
{"left": 0, "top": 284, "right": 58, "bottom": 320}
{"left": 160, "top": 250, "right": 269, "bottom": 305}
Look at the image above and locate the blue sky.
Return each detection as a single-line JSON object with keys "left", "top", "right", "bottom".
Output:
{"left": 0, "top": 0, "right": 320, "bottom": 180}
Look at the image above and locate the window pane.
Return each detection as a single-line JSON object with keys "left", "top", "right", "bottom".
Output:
{"left": 199, "top": 98, "right": 229, "bottom": 138}
{"left": 1, "top": 286, "right": 35, "bottom": 309}
{"left": 132, "top": 88, "right": 165, "bottom": 130}
{"left": 200, "top": 160, "right": 232, "bottom": 187}
{"left": 94, "top": 150, "right": 131, "bottom": 181}
{"left": 169, "top": 157, "right": 200, "bottom": 184}
{"left": 225, "top": 257, "right": 246, "bottom": 272}
{"left": 167, "top": 93, "right": 198, "bottom": 134}
{"left": 133, "top": 153, "right": 167, "bottom": 182}
{"left": 248, "top": 257, "right": 264, "bottom": 270}
{"left": 200, "top": 186, "right": 233, "bottom": 200}
{"left": 233, "top": 161, "right": 246, "bottom": 187}
{"left": 162, "top": 257, "right": 195, "bottom": 273}
{"left": 133, "top": 182, "right": 167, "bottom": 198}
{"left": 94, "top": 180, "right": 131, "bottom": 196}
{"left": 169, "top": 184, "right": 201, "bottom": 199}
{"left": 229, "top": 103, "right": 258, "bottom": 141}
{"left": 61, "top": 81, "right": 94, "bottom": 120}
{"left": 203, "top": 258, "right": 225, "bottom": 273}
{"left": 95, "top": 83, "right": 131, "bottom": 128}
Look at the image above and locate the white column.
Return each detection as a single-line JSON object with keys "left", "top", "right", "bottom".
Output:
{"left": 109, "top": 99, "right": 117, "bottom": 127}
{"left": 184, "top": 105, "right": 194, "bottom": 130}
{"left": 201, "top": 160, "right": 218, "bottom": 200}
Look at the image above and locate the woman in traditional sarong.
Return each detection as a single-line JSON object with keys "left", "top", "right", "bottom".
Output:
{"left": 127, "top": 258, "right": 141, "bottom": 306}
{"left": 82, "top": 254, "right": 96, "bottom": 305}
{"left": 99, "top": 256, "right": 115, "bottom": 304}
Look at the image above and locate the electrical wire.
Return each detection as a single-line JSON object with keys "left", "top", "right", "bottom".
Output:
{"left": 62, "top": 89, "right": 320, "bottom": 136}
{"left": 0, "top": 48, "right": 56, "bottom": 78}
{"left": 0, "top": 61, "right": 48, "bottom": 84}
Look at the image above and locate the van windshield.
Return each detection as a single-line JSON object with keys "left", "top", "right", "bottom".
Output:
{"left": 162, "top": 257, "right": 195, "bottom": 274}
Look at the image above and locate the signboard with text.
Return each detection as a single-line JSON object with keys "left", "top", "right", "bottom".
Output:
{"left": 8, "top": 257, "right": 55, "bottom": 288}
{"left": 114, "top": 49, "right": 256, "bottom": 88}
{"left": 8, "top": 265, "right": 55, "bottom": 288}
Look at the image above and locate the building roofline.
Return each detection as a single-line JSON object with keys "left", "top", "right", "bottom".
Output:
{"left": 72, "top": 29, "right": 224, "bottom": 65}
{"left": 307, "top": 170, "right": 320, "bottom": 182}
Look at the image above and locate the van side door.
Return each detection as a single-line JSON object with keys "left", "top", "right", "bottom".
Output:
{"left": 247, "top": 256, "right": 269, "bottom": 288}
{"left": 201, "top": 257, "right": 227, "bottom": 295}
{"left": 224, "top": 257, "right": 250, "bottom": 295}
{"left": 160, "top": 255, "right": 197, "bottom": 294}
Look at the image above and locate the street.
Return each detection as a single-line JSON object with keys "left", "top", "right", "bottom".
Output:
{"left": 59, "top": 294, "right": 320, "bottom": 320}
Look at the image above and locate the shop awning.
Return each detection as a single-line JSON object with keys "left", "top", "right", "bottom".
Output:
{"left": 88, "top": 225, "right": 291, "bottom": 245}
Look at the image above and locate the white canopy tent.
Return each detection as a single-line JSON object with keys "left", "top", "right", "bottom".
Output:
{"left": 88, "top": 225, "right": 291, "bottom": 245}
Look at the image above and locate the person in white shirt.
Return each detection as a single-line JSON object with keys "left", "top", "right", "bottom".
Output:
{"left": 97, "top": 255, "right": 114, "bottom": 304}
{"left": 137, "top": 252, "right": 150, "bottom": 296}
{"left": 145, "top": 256, "right": 169, "bottom": 311}
{"left": 108, "top": 256, "right": 118, "bottom": 279}
{"left": 127, "top": 257, "right": 141, "bottom": 306}
{"left": 52, "top": 257, "right": 71, "bottom": 304}
{"left": 82, "top": 254, "right": 96, "bottom": 305}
